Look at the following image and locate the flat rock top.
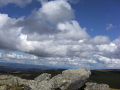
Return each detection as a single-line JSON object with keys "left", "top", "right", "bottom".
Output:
{"left": 0, "top": 75, "right": 14, "bottom": 80}
{"left": 62, "top": 67, "right": 91, "bottom": 79}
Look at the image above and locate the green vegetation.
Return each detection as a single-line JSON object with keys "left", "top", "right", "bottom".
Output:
{"left": 89, "top": 70, "right": 120, "bottom": 89}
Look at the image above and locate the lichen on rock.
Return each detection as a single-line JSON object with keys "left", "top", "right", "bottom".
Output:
{"left": 85, "top": 82, "right": 110, "bottom": 90}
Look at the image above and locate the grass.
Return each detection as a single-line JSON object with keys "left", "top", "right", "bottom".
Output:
{"left": 89, "top": 70, "right": 120, "bottom": 89}
{"left": 110, "top": 89, "right": 120, "bottom": 90}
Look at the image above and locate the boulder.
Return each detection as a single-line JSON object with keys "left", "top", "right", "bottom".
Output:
{"left": 34, "top": 73, "right": 51, "bottom": 82}
{"left": 0, "top": 75, "right": 28, "bottom": 87}
{"left": 24, "top": 67, "right": 91, "bottom": 90}
{"left": 49, "top": 67, "right": 91, "bottom": 90}
{"left": 24, "top": 79, "right": 53, "bottom": 90}
{"left": 24, "top": 73, "right": 52, "bottom": 90}
{"left": 24, "top": 80, "right": 38, "bottom": 90}
{"left": 0, "top": 85, "right": 7, "bottom": 90}
{"left": 85, "top": 82, "right": 110, "bottom": 90}
{"left": 36, "top": 80, "right": 53, "bottom": 90}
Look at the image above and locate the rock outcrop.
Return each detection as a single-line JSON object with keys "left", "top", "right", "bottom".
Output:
{"left": 49, "top": 67, "right": 91, "bottom": 90}
{"left": 85, "top": 82, "right": 110, "bottom": 90}
{"left": 24, "top": 67, "right": 91, "bottom": 90}
{"left": 0, "top": 67, "right": 110, "bottom": 90}
{"left": 34, "top": 73, "right": 51, "bottom": 82}
{"left": 0, "top": 85, "right": 7, "bottom": 90}
{"left": 0, "top": 75, "right": 27, "bottom": 86}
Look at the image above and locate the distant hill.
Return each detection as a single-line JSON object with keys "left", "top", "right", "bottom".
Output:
{"left": 0, "top": 62, "right": 53, "bottom": 71}
{"left": 95, "top": 69, "right": 120, "bottom": 72}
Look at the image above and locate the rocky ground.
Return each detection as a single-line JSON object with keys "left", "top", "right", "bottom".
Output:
{"left": 0, "top": 67, "right": 112, "bottom": 90}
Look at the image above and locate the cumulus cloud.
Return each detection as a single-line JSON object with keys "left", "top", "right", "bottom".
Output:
{"left": 106, "top": 23, "right": 114, "bottom": 30}
{"left": 0, "top": 0, "right": 120, "bottom": 69}
{"left": 38, "top": 0, "right": 74, "bottom": 24}
{"left": 56, "top": 20, "right": 89, "bottom": 40}
{"left": 0, "top": 13, "right": 24, "bottom": 51}
{"left": 89, "top": 36, "right": 110, "bottom": 45}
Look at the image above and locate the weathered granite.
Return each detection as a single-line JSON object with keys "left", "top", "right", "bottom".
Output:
{"left": 34, "top": 73, "right": 51, "bottom": 82}
{"left": 24, "top": 67, "right": 91, "bottom": 90}
{"left": 0, "top": 75, "right": 26, "bottom": 86}
{"left": 0, "top": 85, "right": 7, "bottom": 90}
{"left": 85, "top": 82, "right": 110, "bottom": 90}
{"left": 49, "top": 67, "right": 91, "bottom": 90}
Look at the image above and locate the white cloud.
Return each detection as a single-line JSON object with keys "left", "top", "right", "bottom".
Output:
{"left": 2, "top": 53, "right": 38, "bottom": 60}
{"left": 96, "top": 43, "right": 117, "bottom": 52}
{"left": 0, "top": 13, "right": 24, "bottom": 51}
{"left": 106, "top": 23, "right": 114, "bottom": 30}
{"left": 0, "top": 52, "right": 120, "bottom": 69}
{"left": 113, "top": 36, "right": 120, "bottom": 47}
{"left": 0, "top": 0, "right": 120, "bottom": 69}
{"left": 38, "top": 0, "right": 74, "bottom": 24}
{"left": 0, "top": 53, "right": 2, "bottom": 58}
{"left": 56, "top": 20, "right": 89, "bottom": 40}
{"left": 89, "top": 36, "right": 110, "bottom": 45}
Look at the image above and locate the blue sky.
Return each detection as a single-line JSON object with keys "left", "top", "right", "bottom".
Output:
{"left": 0, "top": 0, "right": 120, "bottom": 69}
{"left": 74, "top": 0, "right": 120, "bottom": 40}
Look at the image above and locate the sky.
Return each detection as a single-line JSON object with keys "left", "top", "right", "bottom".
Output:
{"left": 0, "top": 0, "right": 120, "bottom": 69}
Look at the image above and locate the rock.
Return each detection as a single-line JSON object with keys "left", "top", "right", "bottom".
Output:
{"left": 24, "top": 80, "right": 53, "bottom": 90}
{"left": 24, "top": 80, "right": 38, "bottom": 90}
{"left": 36, "top": 80, "right": 53, "bottom": 90}
{"left": 49, "top": 74, "right": 67, "bottom": 89}
{"left": 85, "top": 82, "right": 110, "bottom": 90}
{"left": 0, "top": 85, "right": 7, "bottom": 90}
{"left": 34, "top": 73, "right": 51, "bottom": 82}
{"left": 0, "top": 75, "right": 28, "bottom": 87}
{"left": 24, "top": 73, "right": 51, "bottom": 90}
{"left": 49, "top": 67, "right": 91, "bottom": 90}
{"left": 24, "top": 67, "right": 91, "bottom": 90}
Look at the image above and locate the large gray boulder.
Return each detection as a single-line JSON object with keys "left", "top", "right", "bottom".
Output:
{"left": 49, "top": 67, "right": 91, "bottom": 90}
{"left": 85, "top": 82, "right": 110, "bottom": 90}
